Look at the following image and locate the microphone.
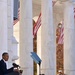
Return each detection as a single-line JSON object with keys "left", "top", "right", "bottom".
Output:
{"left": 12, "top": 63, "right": 20, "bottom": 68}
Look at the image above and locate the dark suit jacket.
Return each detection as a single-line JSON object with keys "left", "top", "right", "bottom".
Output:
{"left": 0, "top": 59, "right": 14, "bottom": 75}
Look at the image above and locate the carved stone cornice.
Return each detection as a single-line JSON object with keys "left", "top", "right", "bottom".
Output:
{"left": 57, "top": 0, "right": 68, "bottom": 2}
{"left": 57, "top": 0, "right": 75, "bottom": 4}
{"left": 57, "top": 0, "right": 75, "bottom": 2}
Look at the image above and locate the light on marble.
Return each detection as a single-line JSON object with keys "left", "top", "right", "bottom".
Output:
{"left": 41, "top": 0, "right": 56, "bottom": 75}
{"left": 19, "top": 0, "right": 33, "bottom": 75}
{"left": 64, "top": 1, "right": 75, "bottom": 75}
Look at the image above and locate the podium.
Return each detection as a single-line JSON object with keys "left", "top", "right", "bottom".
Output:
{"left": 5, "top": 71, "right": 20, "bottom": 75}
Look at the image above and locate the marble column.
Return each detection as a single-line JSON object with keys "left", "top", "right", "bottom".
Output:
{"left": 0, "top": 0, "right": 8, "bottom": 59}
{"left": 20, "top": 0, "right": 33, "bottom": 75}
{"left": 41, "top": 0, "right": 56, "bottom": 75}
{"left": 64, "top": 1, "right": 75, "bottom": 75}
{"left": 12, "top": 36, "right": 18, "bottom": 63}
{"left": 7, "top": 0, "right": 14, "bottom": 68}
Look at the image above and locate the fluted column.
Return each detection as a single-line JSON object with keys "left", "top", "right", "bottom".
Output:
{"left": 64, "top": 1, "right": 75, "bottom": 75}
{"left": 0, "top": 0, "right": 7, "bottom": 59}
{"left": 7, "top": 0, "right": 14, "bottom": 68}
{"left": 20, "top": 0, "right": 33, "bottom": 75}
{"left": 41, "top": 0, "right": 56, "bottom": 75}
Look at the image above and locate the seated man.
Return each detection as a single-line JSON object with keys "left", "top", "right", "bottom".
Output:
{"left": 0, "top": 52, "right": 19, "bottom": 75}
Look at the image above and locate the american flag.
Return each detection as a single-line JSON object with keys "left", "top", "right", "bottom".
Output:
{"left": 57, "top": 22, "right": 64, "bottom": 44}
{"left": 33, "top": 13, "right": 41, "bottom": 36}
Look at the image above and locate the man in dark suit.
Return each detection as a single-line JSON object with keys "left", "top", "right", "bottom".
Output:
{"left": 0, "top": 52, "right": 19, "bottom": 75}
